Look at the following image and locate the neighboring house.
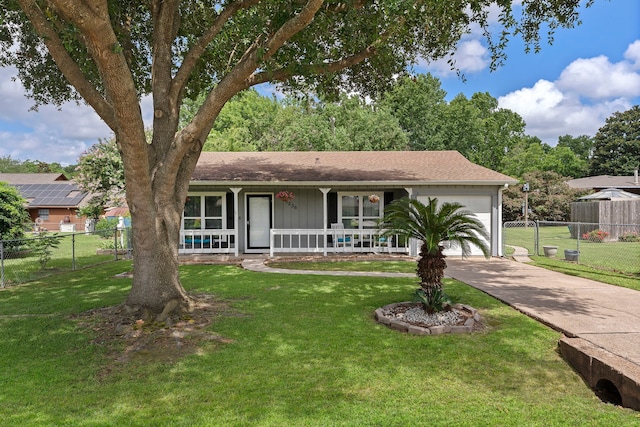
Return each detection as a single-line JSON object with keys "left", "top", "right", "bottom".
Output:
{"left": 182, "top": 151, "right": 518, "bottom": 257}
{"left": 0, "top": 173, "right": 90, "bottom": 231}
{"left": 567, "top": 170, "right": 640, "bottom": 196}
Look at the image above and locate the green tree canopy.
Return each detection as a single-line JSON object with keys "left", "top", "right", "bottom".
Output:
{"left": 379, "top": 74, "right": 447, "bottom": 151}
{"left": 501, "top": 137, "right": 588, "bottom": 179}
{"left": 74, "top": 138, "right": 126, "bottom": 216}
{"left": 0, "top": 0, "right": 592, "bottom": 314}
{"left": 502, "top": 171, "right": 587, "bottom": 222}
{"left": 0, "top": 156, "right": 75, "bottom": 176}
{"left": 0, "top": 181, "right": 30, "bottom": 243}
{"left": 557, "top": 134, "right": 594, "bottom": 163}
{"left": 589, "top": 105, "right": 640, "bottom": 176}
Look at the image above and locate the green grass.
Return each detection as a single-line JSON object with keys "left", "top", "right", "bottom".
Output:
{"left": 529, "top": 256, "right": 640, "bottom": 291}
{"left": 1, "top": 232, "right": 118, "bottom": 285}
{"left": 0, "top": 262, "right": 638, "bottom": 426}
{"left": 504, "top": 226, "right": 640, "bottom": 276}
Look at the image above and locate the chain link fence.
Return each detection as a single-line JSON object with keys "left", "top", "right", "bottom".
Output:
{"left": 0, "top": 227, "right": 132, "bottom": 288}
{"left": 503, "top": 220, "right": 640, "bottom": 276}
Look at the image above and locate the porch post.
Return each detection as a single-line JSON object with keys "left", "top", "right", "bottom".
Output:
{"left": 319, "top": 188, "right": 331, "bottom": 256}
{"left": 230, "top": 187, "right": 242, "bottom": 257}
{"left": 496, "top": 184, "right": 507, "bottom": 257}
{"left": 404, "top": 187, "right": 417, "bottom": 257}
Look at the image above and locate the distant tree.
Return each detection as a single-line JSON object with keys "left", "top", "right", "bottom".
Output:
{"left": 0, "top": 181, "right": 30, "bottom": 243}
{"left": 502, "top": 171, "right": 587, "bottom": 222}
{"left": 0, "top": 156, "right": 74, "bottom": 175}
{"left": 0, "top": 156, "right": 26, "bottom": 173}
{"left": 446, "top": 92, "right": 525, "bottom": 171}
{"left": 589, "top": 106, "right": 640, "bottom": 176}
{"left": 541, "top": 145, "right": 588, "bottom": 178}
{"left": 74, "top": 138, "right": 125, "bottom": 212}
{"left": 379, "top": 74, "right": 447, "bottom": 151}
{"left": 557, "top": 134, "right": 594, "bottom": 163}
{"left": 501, "top": 137, "right": 587, "bottom": 179}
{"left": 298, "top": 94, "right": 408, "bottom": 151}
{"left": 182, "top": 89, "right": 281, "bottom": 151}
{"left": 185, "top": 90, "right": 408, "bottom": 152}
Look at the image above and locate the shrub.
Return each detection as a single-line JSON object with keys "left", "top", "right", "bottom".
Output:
{"left": 414, "top": 288, "right": 451, "bottom": 314}
{"left": 95, "top": 218, "right": 118, "bottom": 239}
{"left": 619, "top": 232, "right": 640, "bottom": 243}
{"left": 581, "top": 229, "right": 609, "bottom": 243}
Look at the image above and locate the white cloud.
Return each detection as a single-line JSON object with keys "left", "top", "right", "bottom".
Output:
{"left": 498, "top": 40, "right": 640, "bottom": 144}
{"left": 423, "top": 39, "right": 490, "bottom": 77}
{"left": 556, "top": 55, "right": 640, "bottom": 99}
{"left": 625, "top": 40, "right": 640, "bottom": 68}
{"left": 0, "top": 67, "right": 157, "bottom": 165}
{"left": 498, "top": 79, "right": 633, "bottom": 143}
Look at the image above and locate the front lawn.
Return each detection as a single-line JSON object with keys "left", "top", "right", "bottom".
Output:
{"left": 0, "top": 261, "right": 637, "bottom": 426}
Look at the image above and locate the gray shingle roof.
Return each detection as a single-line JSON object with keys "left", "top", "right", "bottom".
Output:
{"left": 0, "top": 173, "right": 68, "bottom": 184}
{"left": 567, "top": 174, "right": 640, "bottom": 191}
{"left": 192, "top": 151, "right": 517, "bottom": 185}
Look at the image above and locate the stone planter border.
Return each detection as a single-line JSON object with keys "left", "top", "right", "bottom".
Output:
{"left": 375, "top": 302, "right": 482, "bottom": 335}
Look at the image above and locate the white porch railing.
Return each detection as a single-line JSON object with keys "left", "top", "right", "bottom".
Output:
{"left": 270, "top": 228, "right": 409, "bottom": 257}
{"left": 179, "top": 229, "right": 236, "bottom": 254}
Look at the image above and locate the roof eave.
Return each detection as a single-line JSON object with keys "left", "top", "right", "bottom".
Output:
{"left": 189, "top": 179, "right": 519, "bottom": 187}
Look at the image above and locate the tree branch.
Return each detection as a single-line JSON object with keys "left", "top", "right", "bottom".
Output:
{"left": 150, "top": 0, "right": 179, "bottom": 99}
{"left": 177, "top": 0, "right": 325, "bottom": 147}
{"left": 171, "top": 0, "right": 263, "bottom": 100}
{"left": 246, "top": 45, "right": 376, "bottom": 87}
{"left": 16, "top": 0, "right": 116, "bottom": 130}
{"left": 244, "top": 12, "right": 405, "bottom": 88}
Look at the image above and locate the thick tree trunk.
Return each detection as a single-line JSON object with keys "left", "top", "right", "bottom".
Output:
{"left": 125, "top": 203, "right": 189, "bottom": 314}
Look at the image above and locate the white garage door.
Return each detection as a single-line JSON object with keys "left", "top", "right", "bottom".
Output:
{"left": 417, "top": 195, "right": 491, "bottom": 257}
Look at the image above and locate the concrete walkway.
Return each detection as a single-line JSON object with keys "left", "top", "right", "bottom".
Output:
{"left": 444, "top": 258, "right": 640, "bottom": 366}
{"left": 242, "top": 255, "right": 640, "bottom": 407}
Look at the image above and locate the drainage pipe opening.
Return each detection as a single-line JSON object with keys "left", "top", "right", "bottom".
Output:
{"left": 595, "top": 379, "right": 622, "bottom": 406}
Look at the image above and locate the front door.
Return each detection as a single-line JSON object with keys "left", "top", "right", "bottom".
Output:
{"left": 247, "top": 195, "right": 272, "bottom": 250}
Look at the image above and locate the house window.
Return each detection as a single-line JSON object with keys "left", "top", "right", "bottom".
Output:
{"left": 37, "top": 209, "right": 50, "bottom": 220}
{"left": 182, "top": 194, "right": 226, "bottom": 230}
{"left": 338, "top": 193, "right": 382, "bottom": 229}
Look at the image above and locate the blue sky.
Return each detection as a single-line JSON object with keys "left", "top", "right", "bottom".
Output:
{"left": 0, "top": 0, "right": 638, "bottom": 166}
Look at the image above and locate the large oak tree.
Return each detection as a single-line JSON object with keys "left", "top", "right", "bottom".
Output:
{"left": 0, "top": 0, "right": 589, "bottom": 316}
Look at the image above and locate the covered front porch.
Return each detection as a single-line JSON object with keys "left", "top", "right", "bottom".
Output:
{"left": 178, "top": 186, "right": 411, "bottom": 257}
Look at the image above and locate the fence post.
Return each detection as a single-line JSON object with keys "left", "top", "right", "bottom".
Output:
{"left": 576, "top": 222, "right": 581, "bottom": 264}
{"left": 72, "top": 233, "right": 76, "bottom": 271}
{"left": 534, "top": 221, "right": 539, "bottom": 256}
{"left": 1, "top": 240, "right": 4, "bottom": 288}
{"left": 114, "top": 227, "right": 119, "bottom": 261}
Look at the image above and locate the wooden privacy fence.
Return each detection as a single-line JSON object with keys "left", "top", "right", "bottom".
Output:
{"left": 571, "top": 200, "right": 640, "bottom": 240}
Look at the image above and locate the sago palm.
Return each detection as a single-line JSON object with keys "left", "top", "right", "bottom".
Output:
{"left": 380, "top": 197, "right": 489, "bottom": 311}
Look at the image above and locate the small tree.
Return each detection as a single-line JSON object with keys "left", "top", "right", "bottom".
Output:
{"left": 74, "top": 138, "right": 126, "bottom": 211}
{"left": 0, "top": 182, "right": 30, "bottom": 246}
{"left": 380, "top": 197, "right": 489, "bottom": 312}
{"left": 28, "top": 231, "right": 63, "bottom": 269}
{"left": 502, "top": 171, "right": 588, "bottom": 222}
